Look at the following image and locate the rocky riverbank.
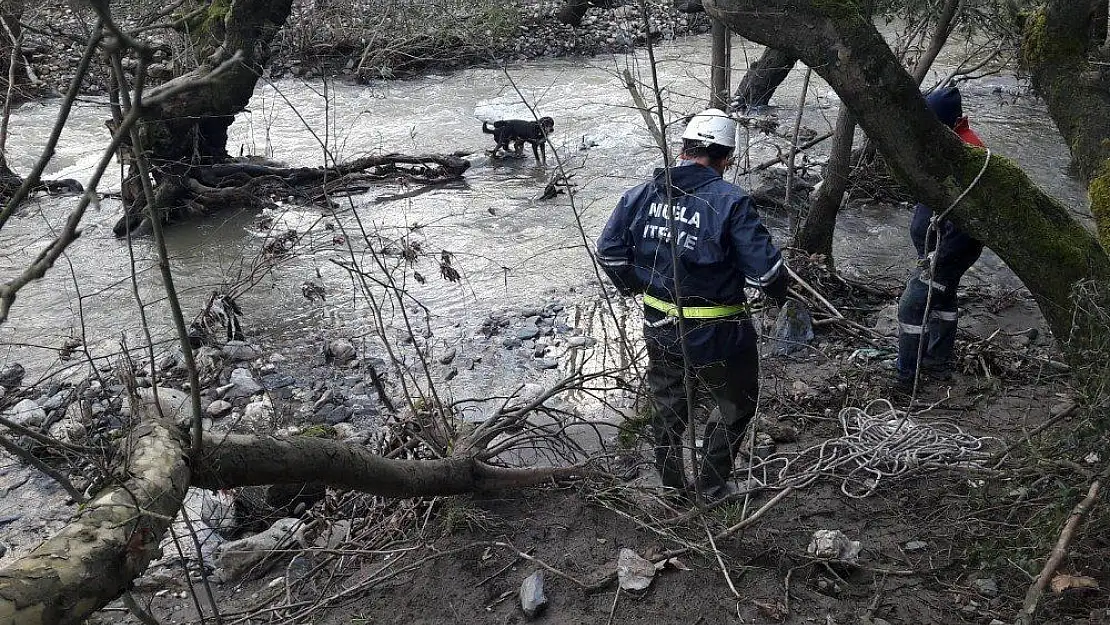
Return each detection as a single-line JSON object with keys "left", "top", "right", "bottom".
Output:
{"left": 20, "top": 0, "right": 708, "bottom": 97}
{"left": 0, "top": 288, "right": 620, "bottom": 570}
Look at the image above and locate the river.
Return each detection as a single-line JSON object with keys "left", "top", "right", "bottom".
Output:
{"left": 0, "top": 35, "right": 1090, "bottom": 382}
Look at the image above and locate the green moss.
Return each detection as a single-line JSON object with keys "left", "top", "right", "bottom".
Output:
{"left": 617, "top": 407, "right": 651, "bottom": 449}
{"left": 1020, "top": 8, "right": 1086, "bottom": 69}
{"left": 1088, "top": 160, "right": 1110, "bottom": 252}
{"left": 300, "top": 424, "right": 337, "bottom": 439}
{"left": 178, "top": 0, "right": 231, "bottom": 48}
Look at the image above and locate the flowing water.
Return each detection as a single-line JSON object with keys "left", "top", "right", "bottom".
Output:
{"left": 0, "top": 36, "right": 1090, "bottom": 380}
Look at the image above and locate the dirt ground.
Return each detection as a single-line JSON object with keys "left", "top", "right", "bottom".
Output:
{"left": 99, "top": 270, "right": 1110, "bottom": 625}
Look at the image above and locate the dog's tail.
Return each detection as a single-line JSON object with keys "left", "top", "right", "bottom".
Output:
{"left": 482, "top": 121, "right": 495, "bottom": 135}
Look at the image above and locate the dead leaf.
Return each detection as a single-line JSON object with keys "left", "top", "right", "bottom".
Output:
{"left": 617, "top": 548, "right": 656, "bottom": 591}
{"left": 1050, "top": 573, "right": 1099, "bottom": 593}
{"left": 752, "top": 598, "right": 788, "bottom": 621}
{"left": 654, "top": 557, "right": 690, "bottom": 572}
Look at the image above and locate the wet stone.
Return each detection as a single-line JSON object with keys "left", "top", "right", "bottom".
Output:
{"left": 324, "top": 405, "right": 353, "bottom": 425}
{"left": 445, "top": 367, "right": 458, "bottom": 381}
{"left": 502, "top": 337, "right": 523, "bottom": 349}
{"left": 516, "top": 326, "right": 540, "bottom": 340}
{"left": 536, "top": 359, "right": 559, "bottom": 370}
{"left": 262, "top": 373, "right": 296, "bottom": 390}
{"left": 439, "top": 348, "right": 457, "bottom": 365}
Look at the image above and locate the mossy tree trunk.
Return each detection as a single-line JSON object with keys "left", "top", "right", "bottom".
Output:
{"left": 791, "top": 0, "right": 960, "bottom": 262}
{"left": 1020, "top": 0, "right": 1110, "bottom": 250}
{"left": 705, "top": 0, "right": 1110, "bottom": 352}
{"left": 113, "top": 0, "right": 294, "bottom": 236}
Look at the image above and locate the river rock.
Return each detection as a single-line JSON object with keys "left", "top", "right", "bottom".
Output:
{"left": 261, "top": 373, "right": 296, "bottom": 390}
{"left": 502, "top": 337, "right": 523, "bottom": 349}
{"left": 324, "top": 405, "right": 352, "bottom": 425}
{"left": 873, "top": 303, "right": 900, "bottom": 337}
{"left": 519, "top": 570, "right": 547, "bottom": 618}
{"left": 222, "top": 341, "right": 262, "bottom": 362}
{"left": 41, "top": 390, "right": 71, "bottom": 411}
{"left": 516, "top": 326, "right": 540, "bottom": 340}
{"left": 536, "top": 358, "right": 559, "bottom": 370}
{"left": 214, "top": 517, "right": 305, "bottom": 582}
{"left": 201, "top": 490, "right": 237, "bottom": 537}
{"left": 807, "top": 529, "right": 862, "bottom": 562}
{"left": 195, "top": 346, "right": 226, "bottom": 382}
{"left": 973, "top": 577, "right": 999, "bottom": 598}
{"left": 566, "top": 336, "right": 596, "bottom": 348}
{"left": 206, "top": 400, "right": 233, "bottom": 417}
{"left": 324, "top": 339, "right": 357, "bottom": 365}
{"left": 0, "top": 363, "right": 25, "bottom": 389}
{"left": 5, "top": 399, "right": 45, "bottom": 427}
{"left": 48, "top": 417, "right": 86, "bottom": 444}
{"left": 245, "top": 397, "right": 274, "bottom": 421}
{"left": 226, "top": 368, "right": 263, "bottom": 400}
{"left": 438, "top": 348, "right": 457, "bottom": 365}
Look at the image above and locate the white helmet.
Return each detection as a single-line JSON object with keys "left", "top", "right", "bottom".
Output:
{"left": 681, "top": 108, "right": 737, "bottom": 148}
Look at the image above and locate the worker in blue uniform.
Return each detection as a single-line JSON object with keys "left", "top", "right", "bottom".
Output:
{"left": 596, "top": 109, "right": 789, "bottom": 501}
{"left": 896, "top": 85, "right": 986, "bottom": 388}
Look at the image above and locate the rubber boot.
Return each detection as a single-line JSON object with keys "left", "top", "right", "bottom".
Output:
{"left": 654, "top": 443, "right": 687, "bottom": 489}
{"left": 696, "top": 421, "right": 740, "bottom": 494}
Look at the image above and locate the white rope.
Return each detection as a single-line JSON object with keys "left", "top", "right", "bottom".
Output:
{"left": 743, "top": 399, "right": 999, "bottom": 498}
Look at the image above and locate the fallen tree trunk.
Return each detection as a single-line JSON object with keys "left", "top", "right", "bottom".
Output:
{"left": 0, "top": 385, "right": 586, "bottom": 625}
{"left": 706, "top": 0, "right": 1110, "bottom": 352}
{"left": 0, "top": 393, "right": 190, "bottom": 625}
{"left": 193, "top": 432, "right": 584, "bottom": 496}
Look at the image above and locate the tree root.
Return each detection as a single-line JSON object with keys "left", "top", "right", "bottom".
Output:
{"left": 113, "top": 153, "right": 471, "bottom": 237}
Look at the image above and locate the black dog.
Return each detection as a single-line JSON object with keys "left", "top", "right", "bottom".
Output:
{"left": 482, "top": 117, "right": 555, "bottom": 164}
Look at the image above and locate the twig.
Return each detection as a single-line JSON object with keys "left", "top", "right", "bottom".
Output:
{"left": 123, "top": 592, "right": 162, "bottom": 625}
{"left": 706, "top": 525, "right": 741, "bottom": 598}
{"left": 0, "top": 433, "right": 84, "bottom": 502}
{"left": 786, "top": 264, "right": 844, "bottom": 318}
{"left": 783, "top": 67, "right": 812, "bottom": 212}
{"left": 606, "top": 585, "right": 621, "bottom": 625}
{"left": 1014, "top": 477, "right": 1103, "bottom": 625}
{"left": 737, "top": 131, "right": 834, "bottom": 175}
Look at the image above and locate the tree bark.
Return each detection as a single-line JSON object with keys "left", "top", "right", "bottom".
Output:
{"left": 193, "top": 433, "right": 582, "bottom": 496}
{"left": 710, "top": 19, "right": 731, "bottom": 109}
{"left": 705, "top": 0, "right": 1110, "bottom": 349}
{"left": 793, "top": 108, "right": 854, "bottom": 259}
{"left": 1021, "top": 0, "right": 1110, "bottom": 249}
{"left": 732, "top": 46, "right": 796, "bottom": 109}
{"left": 113, "top": 0, "right": 295, "bottom": 236}
{"left": 791, "top": 0, "right": 959, "bottom": 261}
{"left": 0, "top": 393, "right": 190, "bottom": 625}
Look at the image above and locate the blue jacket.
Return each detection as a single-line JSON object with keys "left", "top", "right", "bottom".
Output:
{"left": 596, "top": 163, "right": 786, "bottom": 362}
{"left": 910, "top": 204, "right": 983, "bottom": 287}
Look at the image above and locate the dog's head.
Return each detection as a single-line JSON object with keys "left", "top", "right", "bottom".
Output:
{"left": 539, "top": 117, "right": 555, "bottom": 133}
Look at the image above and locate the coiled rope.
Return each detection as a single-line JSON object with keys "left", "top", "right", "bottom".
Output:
{"left": 743, "top": 399, "right": 999, "bottom": 498}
